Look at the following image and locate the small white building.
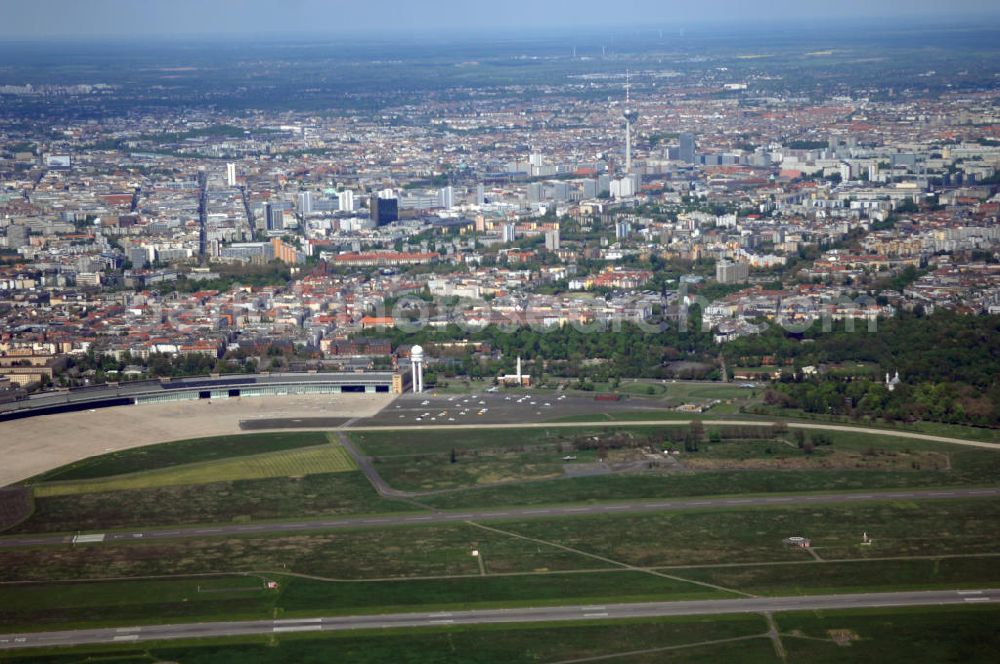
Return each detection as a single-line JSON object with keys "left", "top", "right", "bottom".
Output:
{"left": 498, "top": 356, "right": 531, "bottom": 387}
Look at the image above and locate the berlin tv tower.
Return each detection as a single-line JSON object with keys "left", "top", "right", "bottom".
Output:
{"left": 622, "top": 70, "right": 639, "bottom": 174}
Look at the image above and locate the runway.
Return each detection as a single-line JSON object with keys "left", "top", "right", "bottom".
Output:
{"left": 2, "top": 486, "right": 997, "bottom": 550}
{"left": 1, "top": 588, "right": 997, "bottom": 650}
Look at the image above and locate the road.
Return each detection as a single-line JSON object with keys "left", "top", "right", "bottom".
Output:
{"left": 332, "top": 419, "right": 1000, "bottom": 452}
{"left": 1, "top": 588, "right": 997, "bottom": 650}
{"left": 240, "top": 405, "right": 1000, "bottom": 452}
{"left": 2, "top": 487, "right": 998, "bottom": 550}
{"left": 336, "top": 432, "right": 409, "bottom": 497}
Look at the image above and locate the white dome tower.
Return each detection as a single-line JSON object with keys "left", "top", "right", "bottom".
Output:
{"left": 410, "top": 345, "right": 424, "bottom": 393}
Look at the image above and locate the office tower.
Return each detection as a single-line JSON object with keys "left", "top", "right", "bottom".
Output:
{"left": 298, "top": 191, "right": 314, "bottom": 215}
{"left": 679, "top": 132, "right": 696, "bottom": 164}
{"left": 527, "top": 182, "right": 544, "bottom": 203}
{"left": 226, "top": 163, "right": 237, "bottom": 187}
{"left": 337, "top": 190, "right": 355, "bottom": 213}
{"left": 551, "top": 181, "right": 569, "bottom": 202}
{"left": 610, "top": 177, "right": 635, "bottom": 199}
{"left": 476, "top": 183, "right": 485, "bottom": 206}
{"left": 370, "top": 194, "right": 399, "bottom": 226}
{"left": 128, "top": 246, "right": 149, "bottom": 269}
{"left": 597, "top": 174, "right": 611, "bottom": 196}
{"left": 264, "top": 203, "right": 285, "bottom": 231}
{"left": 439, "top": 185, "right": 454, "bottom": 209}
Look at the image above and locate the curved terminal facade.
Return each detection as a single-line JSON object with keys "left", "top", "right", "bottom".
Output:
{"left": 0, "top": 371, "right": 407, "bottom": 422}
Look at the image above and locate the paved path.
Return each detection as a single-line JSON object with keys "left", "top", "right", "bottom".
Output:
{"left": 334, "top": 419, "right": 1000, "bottom": 452}
{"left": 2, "top": 487, "right": 997, "bottom": 550}
{"left": 336, "top": 432, "right": 409, "bottom": 498}
{"left": 1, "top": 588, "right": 997, "bottom": 650}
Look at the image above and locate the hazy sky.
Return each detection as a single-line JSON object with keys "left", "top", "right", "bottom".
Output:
{"left": 1, "top": 0, "right": 998, "bottom": 39}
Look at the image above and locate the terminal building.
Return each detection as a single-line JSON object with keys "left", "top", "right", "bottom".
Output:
{"left": 0, "top": 371, "right": 411, "bottom": 422}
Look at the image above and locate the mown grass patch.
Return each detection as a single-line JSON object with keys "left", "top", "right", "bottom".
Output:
{"left": 33, "top": 443, "right": 357, "bottom": 497}
{"left": 32, "top": 432, "right": 333, "bottom": 482}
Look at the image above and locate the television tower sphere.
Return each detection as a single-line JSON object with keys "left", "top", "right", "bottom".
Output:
{"left": 623, "top": 107, "right": 639, "bottom": 124}
{"left": 411, "top": 345, "right": 424, "bottom": 362}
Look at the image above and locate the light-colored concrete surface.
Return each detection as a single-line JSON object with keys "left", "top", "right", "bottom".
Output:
{"left": 0, "top": 394, "right": 394, "bottom": 487}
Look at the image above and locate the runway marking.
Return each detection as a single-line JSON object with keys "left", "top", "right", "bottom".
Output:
{"left": 113, "top": 635, "right": 139, "bottom": 641}
{"left": 71, "top": 533, "right": 105, "bottom": 544}
{"left": 964, "top": 597, "right": 991, "bottom": 602}
{"left": 273, "top": 625, "right": 323, "bottom": 633}
{"left": 583, "top": 612, "right": 610, "bottom": 617}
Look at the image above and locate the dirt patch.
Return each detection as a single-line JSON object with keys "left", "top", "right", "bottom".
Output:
{"left": 683, "top": 449, "right": 948, "bottom": 472}
{"left": 827, "top": 629, "right": 860, "bottom": 646}
{"left": 0, "top": 487, "right": 33, "bottom": 530}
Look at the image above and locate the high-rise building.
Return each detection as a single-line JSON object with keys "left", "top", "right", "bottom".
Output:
{"left": 615, "top": 220, "right": 631, "bottom": 240}
{"left": 476, "top": 183, "right": 485, "bottom": 206}
{"left": 5, "top": 223, "right": 29, "bottom": 249}
{"left": 527, "top": 182, "right": 544, "bottom": 203}
{"left": 370, "top": 194, "right": 399, "bottom": 226}
{"left": 226, "top": 163, "right": 237, "bottom": 187}
{"left": 716, "top": 260, "right": 749, "bottom": 284}
{"left": 337, "top": 190, "right": 355, "bottom": 213}
{"left": 439, "top": 185, "right": 454, "bottom": 209}
{"left": 502, "top": 222, "right": 517, "bottom": 243}
{"left": 610, "top": 175, "right": 638, "bottom": 199}
{"left": 264, "top": 203, "right": 285, "bottom": 231}
{"left": 679, "top": 132, "right": 696, "bottom": 164}
{"left": 545, "top": 228, "right": 560, "bottom": 251}
{"left": 551, "top": 181, "right": 569, "bottom": 202}
{"left": 128, "top": 246, "right": 149, "bottom": 269}
{"left": 298, "top": 191, "right": 314, "bottom": 215}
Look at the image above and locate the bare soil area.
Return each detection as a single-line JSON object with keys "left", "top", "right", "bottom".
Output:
{"left": 0, "top": 393, "right": 394, "bottom": 487}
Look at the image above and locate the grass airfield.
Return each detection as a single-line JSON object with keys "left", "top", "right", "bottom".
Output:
{"left": 2, "top": 397, "right": 1000, "bottom": 661}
